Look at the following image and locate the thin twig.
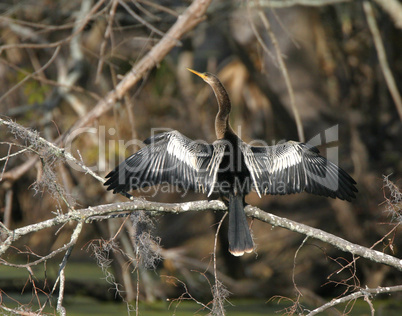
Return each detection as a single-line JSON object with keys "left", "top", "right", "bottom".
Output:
{"left": 52, "top": 221, "right": 83, "bottom": 315}
{"left": 0, "top": 15, "right": 77, "bottom": 31}
{"left": 137, "top": 0, "right": 179, "bottom": 17}
{"left": 212, "top": 212, "right": 228, "bottom": 316}
{"left": 117, "top": 0, "right": 168, "bottom": 39}
{"left": 0, "top": 147, "right": 28, "bottom": 162}
{"left": 0, "top": 56, "right": 102, "bottom": 103}
{"left": 0, "top": 46, "right": 61, "bottom": 104}
{"left": 0, "top": 144, "right": 13, "bottom": 182}
{"left": 0, "top": 118, "right": 105, "bottom": 183}
{"left": 334, "top": 223, "right": 400, "bottom": 275}
{"left": 292, "top": 236, "right": 308, "bottom": 298}
{"left": 0, "top": 238, "right": 78, "bottom": 268}
{"left": 0, "top": 0, "right": 106, "bottom": 51}
{"left": 256, "top": 6, "right": 305, "bottom": 142}
{"left": 3, "top": 190, "right": 14, "bottom": 230}
{"left": 246, "top": 4, "right": 277, "bottom": 64}
{"left": 249, "top": 0, "right": 351, "bottom": 7}
{"left": 214, "top": 213, "right": 227, "bottom": 279}
{"left": 363, "top": 294, "right": 375, "bottom": 316}
{"left": 0, "top": 304, "right": 39, "bottom": 316}
{"left": 96, "top": 0, "right": 119, "bottom": 83}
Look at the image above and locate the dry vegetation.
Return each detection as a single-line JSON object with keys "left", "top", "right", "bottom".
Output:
{"left": 0, "top": 0, "right": 401, "bottom": 315}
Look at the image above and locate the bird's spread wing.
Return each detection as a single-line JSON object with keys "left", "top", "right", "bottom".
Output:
{"left": 104, "top": 130, "right": 226, "bottom": 195}
{"left": 241, "top": 141, "right": 357, "bottom": 201}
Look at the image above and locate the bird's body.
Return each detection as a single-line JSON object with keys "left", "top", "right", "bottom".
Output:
{"left": 105, "top": 69, "right": 357, "bottom": 256}
{"left": 215, "top": 131, "right": 254, "bottom": 255}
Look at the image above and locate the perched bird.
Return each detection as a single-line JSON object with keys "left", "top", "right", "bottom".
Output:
{"left": 104, "top": 69, "right": 357, "bottom": 256}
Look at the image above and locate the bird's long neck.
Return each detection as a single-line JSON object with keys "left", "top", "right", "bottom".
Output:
{"left": 211, "top": 80, "right": 234, "bottom": 139}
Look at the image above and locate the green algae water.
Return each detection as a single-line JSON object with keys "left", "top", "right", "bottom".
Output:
{"left": 1, "top": 263, "right": 401, "bottom": 315}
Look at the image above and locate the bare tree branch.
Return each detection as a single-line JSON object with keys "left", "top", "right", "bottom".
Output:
{"left": 363, "top": 1, "right": 402, "bottom": 121}
{"left": 246, "top": 205, "right": 402, "bottom": 271}
{"left": 0, "top": 305, "right": 39, "bottom": 316}
{"left": 212, "top": 213, "right": 229, "bottom": 316}
{"left": 0, "top": 118, "right": 105, "bottom": 183}
{"left": 250, "top": 0, "right": 351, "bottom": 7}
{"left": 61, "top": 0, "right": 213, "bottom": 141}
{"left": 249, "top": 0, "right": 402, "bottom": 29}
{"left": 0, "top": 0, "right": 106, "bottom": 51}
{"left": 0, "top": 0, "right": 213, "bottom": 185}
{"left": 307, "top": 285, "right": 402, "bottom": 315}
{"left": 256, "top": 8, "right": 305, "bottom": 142}
{"left": 372, "top": 0, "right": 402, "bottom": 30}
{"left": 1, "top": 200, "right": 401, "bottom": 272}
{"left": 117, "top": 0, "right": 168, "bottom": 38}
{"left": 0, "top": 46, "right": 60, "bottom": 104}
{"left": 56, "top": 268, "right": 66, "bottom": 316}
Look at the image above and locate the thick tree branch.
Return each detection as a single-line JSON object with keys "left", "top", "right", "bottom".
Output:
{"left": 372, "top": 0, "right": 402, "bottom": 30}
{"left": 1, "top": 200, "right": 401, "bottom": 272}
{"left": 245, "top": 205, "right": 402, "bottom": 271}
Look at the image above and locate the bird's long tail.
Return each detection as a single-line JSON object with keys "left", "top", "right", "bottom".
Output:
{"left": 228, "top": 194, "right": 254, "bottom": 256}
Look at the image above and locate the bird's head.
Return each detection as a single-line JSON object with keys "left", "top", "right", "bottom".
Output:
{"left": 187, "top": 68, "right": 219, "bottom": 86}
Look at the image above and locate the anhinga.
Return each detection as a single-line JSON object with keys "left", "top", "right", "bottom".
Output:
{"left": 105, "top": 69, "right": 357, "bottom": 256}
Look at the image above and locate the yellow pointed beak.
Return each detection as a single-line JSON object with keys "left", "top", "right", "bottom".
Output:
{"left": 187, "top": 68, "right": 207, "bottom": 80}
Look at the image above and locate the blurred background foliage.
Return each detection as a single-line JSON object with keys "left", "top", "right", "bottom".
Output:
{"left": 0, "top": 0, "right": 401, "bottom": 311}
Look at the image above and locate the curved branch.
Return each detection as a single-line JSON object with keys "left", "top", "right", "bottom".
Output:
{"left": 307, "top": 285, "right": 402, "bottom": 315}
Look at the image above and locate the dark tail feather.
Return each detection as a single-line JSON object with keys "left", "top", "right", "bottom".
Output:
{"left": 228, "top": 194, "right": 254, "bottom": 256}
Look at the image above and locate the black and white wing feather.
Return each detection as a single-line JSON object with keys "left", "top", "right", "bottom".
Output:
{"left": 104, "top": 130, "right": 226, "bottom": 196}
{"left": 241, "top": 141, "right": 357, "bottom": 201}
